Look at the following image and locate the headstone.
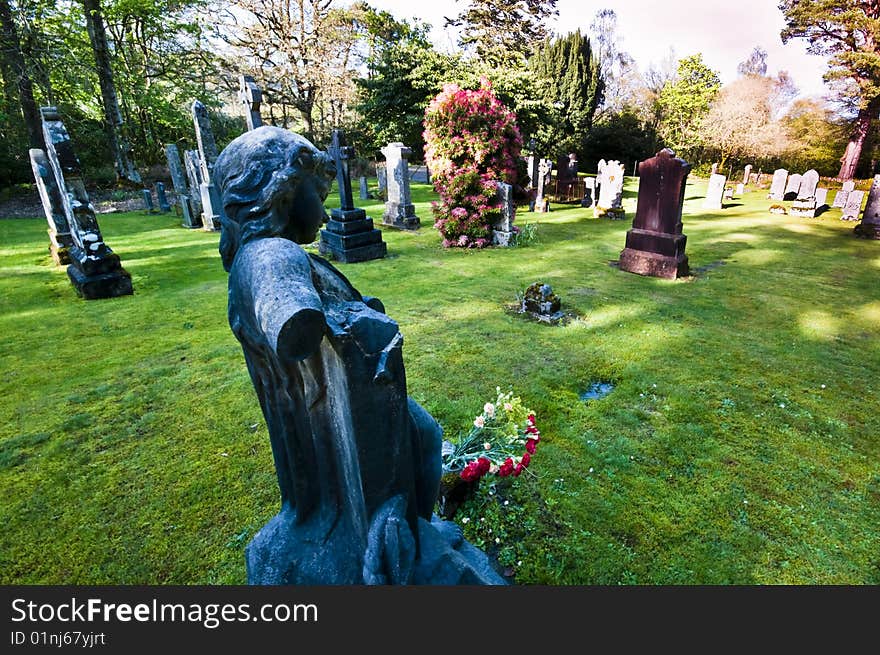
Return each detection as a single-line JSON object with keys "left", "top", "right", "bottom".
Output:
{"left": 842, "top": 189, "right": 864, "bottom": 222}
{"left": 155, "top": 182, "right": 171, "bottom": 212}
{"left": 702, "top": 173, "right": 726, "bottom": 210}
{"left": 166, "top": 144, "right": 201, "bottom": 229}
{"left": 39, "top": 106, "right": 133, "bottom": 299}
{"left": 319, "top": 129, "right": 387, "bottom": 262}
{"left": 238, "top": 74, "right": 263, "bottom": 131}
{"left": 832, "top": 180, "right": 855, "bottom": 208}
{"left": 854, "top": 175, "right": 880, "bottom": 238}
{"left": 815, "top": 187, "right": 828, "bottom": 209}
{"left": 581, "top": 176, "right": 595, "bottom": 208}
{"left": 742, "top": 164, "right": 752, "bottom": 185}
{"left": 711, "top": 162, "right": 719, "bottom": 175}
{"left": 735, "top": 183, "right": 745, "bottom": 195}
{"left": 213, "top": 126, "right": 504, "bottom": 585}
{"left": 594, "top": 160, "right": 625, "bottom": 219}
{"left": 492, "top": 181, "right": 516, "bottom": 246}
{"left": 359, "top": 176, "right": 370, "bottom": 200}
{"left": 183, "top": 149, "right": 204, "bottom": 221}
{"left": 783, "top": 173, "right": 802, "bottom": 201}
{"left": 790, "top": 169, "right": 820, "bottom": 217}
{"left": 519, "top": 282, "right": 564, "bottom": 324}
{"left": 535, "top": 158, "right": 552, "bottom": 213}
{"left": 381, "top": 142, "right": 419, "bottom": 229}
{"left": 377, "top": 164, "right": 387, "bottom": 192}
{"left": 142, "top": 189, "right": 156, "bottom": 213}
{"left": 723, "top": 186, "right": 734, "bottom": 200}
{"left": 29, "top": 148, "right": 73, "bottom": 265}
{"left": 619, "top": 148, "right": 691, "bottom": 279}
{"left": 192, "top": 100, "right": 224, "bottom": 231}
{"left": 767, "top": 169, "right": 788, "bottom": 201}
{"left": 748, "top": 172, "right": 759, "bottom": 186}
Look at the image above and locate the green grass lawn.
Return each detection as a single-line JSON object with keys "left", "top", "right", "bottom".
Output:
{"left": 1, "top": 177, "right": 878, "bottom": 584}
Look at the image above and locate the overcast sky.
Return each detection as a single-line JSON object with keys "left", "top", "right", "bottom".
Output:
{"left": 365, "top": 0, "right": 831, "bottom": 100}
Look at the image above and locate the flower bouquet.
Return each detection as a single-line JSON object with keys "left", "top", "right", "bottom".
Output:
{"left": 437, "top": 389, "right": 540, "bottom": 518}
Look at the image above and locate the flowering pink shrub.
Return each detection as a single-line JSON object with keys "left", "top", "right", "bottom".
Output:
{"left": 423, "top": 78, "right": 522, "bottom": 248}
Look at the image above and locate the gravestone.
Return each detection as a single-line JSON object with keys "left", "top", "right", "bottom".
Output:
{"left": 842, "top": 189, "right": 864, "bottom": 222}
{"left": 742, "top": 164, "right": 752, "bottom": 185}
{"left": 155, "top": 182, "right": 171, "bottom": 212}
{"left": 29, "top": 148, "right": 73, "bottom": 265}
{"left": 39, "top": 107, "right": 132, "bottom": 299}
{"left": 594, "top": 160, "right": 625, "bottom": 219}
{"left": 359, "top": 176, "right": 370, "bottom": 200}
{"left": 815, "top": 187, "right": 828, "bottom": 209}
{"left": 519, "top": 282, "right": 564, "bottom": 324}
{"left": 526, "top": 154, "right": 540, "bottom": 211}
{"left": 381, "top": 142, "right": 419, "bottom": 229}
{"left": 783, "top": 173, "right": 802, "bottom": 200}
{"left": 748, "top": 172, "right": 759, "bottom": 186}
{"left": 711, "top": 162, "right": 719, "bottom": 175}
{"left": 183, "top": 149, "right": 204, "bottom": 220}
{"left": 735, "top": 183, "right": 745, "bottom": 195}
{"left": 553, "top": 153, "right": 579, "bottom": 201}
{"left": 319, "top": 129, "right": 387, "bottom": 262}
{"left": 619, "top": 148, "right": 691, "bottom": 279}
{"left": 790, "top": 169, "right": 820, "bottom": 217}
{"left": 164, "top": 143, "right": 200, "bottom": 228}
{"left": 832, "top": 180, "right": 855, "bottom": 208}
{"left": 142, "top": 189, "right": 156, "bottom": 213}
{"left": 767, "top": 169, "right": 788, "bottom": 201}
{"left": 702, "top": 173, "right": 726, "bottom": 209}
{"left": 581, "top": 177, "right": 595, "bottom": 208}
{"left": 854, "top": 175, "right": 880, "bottom": 238}
{"left": 192, "top": 100, "right": 224, "bottom": 231}
{"left": 238, "top": 74, "right": 263, "bottom": 131}
{"left": 213, "top": 126, "right": 504, "bottom": 585}
{"left": 535, "top": 158, "right": 552, "bottom": 213}
{"left": 723, "top": 186, "right": 734, "bottom": 200}
{"left": 492, "top": 181, "right": 516, "bottom": 246}
{"left": 376, "top": 164, "right": 387, "bottom": 193}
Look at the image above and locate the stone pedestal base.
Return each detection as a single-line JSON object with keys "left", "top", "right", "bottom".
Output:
{"left": 319, "top": 207, "right": 387, "bottom": 263}
{"left": 790, "top": 200, "right": 818, "bottom": 218}
{"left": 383, "top": 202, "right": 419, "bottom": 230}
{"left": 619, "top": 228, "right": 689, "bottom": 279}
{"left": 854, "top": 221, "right": 880, "bottom": 239}
{"left": 492, "top": 229, "right": 515, "bottom": 247}
{"left": 66, "top": 246, "right": 134, "bottom": 299}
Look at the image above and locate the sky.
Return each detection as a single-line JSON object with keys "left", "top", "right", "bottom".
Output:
{"left": 365, "top": 0, "right": 831, "bottom": 100}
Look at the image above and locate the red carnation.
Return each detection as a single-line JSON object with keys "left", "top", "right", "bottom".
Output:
{"left": 513, "top": 463, "right": 523, "bottom": 477}
{"left": 477, "top": 457, "right": 491, "bottom": 474}
{"left": 525, "top": 439, "right": 538, "bottom": 454}
{"left": 521, "top": 451, "right": 531, "bottom": 468}
{"left": 498, "top": 458, "right": 514, "bottom": 477}
{"left": 527, "top": 414, "right": 536, "bottom": 424}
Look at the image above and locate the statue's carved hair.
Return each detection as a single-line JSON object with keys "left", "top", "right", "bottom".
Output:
{"left": 214, "top": 126, "right": 333, "bottom": 271}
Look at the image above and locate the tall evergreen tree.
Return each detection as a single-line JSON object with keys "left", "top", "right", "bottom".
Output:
{"left": 780, "top": 0, "right": 880, "bottom": 179}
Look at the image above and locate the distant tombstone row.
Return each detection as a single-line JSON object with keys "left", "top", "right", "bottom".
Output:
{"left": 619, "top": 148, "right": 691, "bottom": 279}
{"left": 34, "top": 107, "right": 132, "bottom": 299}
{"left": 854, "top": 174, "right": 880, "bottom": 238}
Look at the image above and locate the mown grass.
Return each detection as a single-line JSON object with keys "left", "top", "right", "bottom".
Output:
{"left": 1, "top": 178, "right": 878, "bottom": 584}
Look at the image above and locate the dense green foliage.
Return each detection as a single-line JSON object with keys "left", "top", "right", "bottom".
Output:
{"left": 658, "top": 54, "right": 721, "bottom": 160}
{"left": 1, "top": 179, "right": 878, "bottom": 584}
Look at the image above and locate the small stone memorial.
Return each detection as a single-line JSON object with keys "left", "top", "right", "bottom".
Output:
{"left": 381, "top": 142, "right": 419, "bottom": 229}
{"left": 742, "top": 164, "right": 752, "bottom": 185}
{"left": 155, "top": 182, "right": 171, "bottom": 212}
{"left": 376, "top": 164, "right": 387, "bottom": 193}
{"left": 535, "top": 158, "right": 552, "bottom": 213}
{"left": 735, "top": 183, "right": 744, "bottom": 195}
{"left": 492, "top": 181, "right": 516, "bottom": 246}
{"left": 359, "top": 176, "right": 370, "bottom": 200}
{"left": 184, "top": 149, "right": 204, "bottom": 220}
{"left": 854, "top": 175, "right": 880, "bottom": 238}
{"left": 841, "top": 190, "right": 864, "bottom": 221}
{"left": 238, "top": 74, "right": 263, "bottom": 131}
{"left": 142, "top": 189, "right": 156, "bottom": 214}
{"left": 832, "top": 180, "right": 855, "bottom": 208}
{"left": 790, "top": 169, "right": 819, "bottom": 217}
{"left": 192, "top": 100, "right": 224, "bottom": 231}
{"left": 619, "top": 148, "right": 691, "bottom": 279}
{"left": 702, "top": 173, "right": 726, "bottom": 210}
{"left": 767, "top": 169, "right": 788, "bottom": 201}
{"left": 29, "top": 148, "right": 73, "bottom": 265}
{"left": 165, "top": 144, "right": 200, "bottom": 228}
{"left": 40, "top": 107, "right": 133, "bottom": 299}
{"left": 213, "top": 126, "right": 504, "bottom": 585}
{"left": 318, "top": 129, "right": 387, "bottom": 263}
{"left": 783, "top": 173, "right": 802, "bottom": 200}
{"left": 815, "top": 187, "right": 828, "bottom": 210}
{"left": 594, "top": 160, "right": 625, "bottom": 219}
{"left": 518, "top": 282, "right": 565, "bottom": 324}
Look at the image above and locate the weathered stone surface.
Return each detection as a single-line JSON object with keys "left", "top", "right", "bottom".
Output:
{"left": 381, "top": 142, "right": 419, "bottom": 229}
{"left": 359, "top": 176, "right": 370, "bottom": 200}
{"left": 142, "top": 189, "right": 156, "bottom": 213}
{"left": 214, "top": 126, "right": 503, "bottom": 585}
{"left": 790, "top": 169, "right": 820, "bottom": 217}
{"left": 40, "top": 106, "right": 132, "bottom": 299}
{"left": 595, "top": 160, "right": 625, "bottom": 218}
{"left": 619, "top": 148, "right": 690, "bottom": 280}
{"left": 535, "top": 158, "right": 552, "bottom": 213}
{"left": 783, "top": 173, "right": 802, "bottom": 200}
{"left": 155, "top": 182, "right": 171, "bottom": 212}
{"left": 183, "top": 149, "right": 204, "bottom": 222}
{"left": 854, "top": 175, "right": 880, "bottom": 238}
{"left": 192, "top": 100, "right": 223, "bottom": 231}
{"left": 815, "top": 187, "right": 828, "bottom": 209}
{"left": 492, "top": 181, "right": 516, "bottom": 246}
{"left": 702, "top": 173, "right": 726, "bottom": 210}
{"left": 767, "top": 168, "right": 788, "bottom": 201}
{"left": 29, "top": 148, "right": 73, "bottom": 265}
{"left": 581, "top": 177, "right": 595, "bottom": 208}
{"left": 735, "top": 183, "right": 745, "bottom": 195}
{"left": 841, "top": 190, "right": 864, "bottom": 221}
{"left": 832, "top": 180, "right": 855, "bottom": 208}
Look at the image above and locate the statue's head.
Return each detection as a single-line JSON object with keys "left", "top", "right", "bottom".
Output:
{"left": 214, "top": 126, "right": 334, "bottom": 271}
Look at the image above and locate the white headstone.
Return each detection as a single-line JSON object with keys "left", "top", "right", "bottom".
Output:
{"left": 768, "top": 169, "right": 788, "bottom": 201}
{"left": 703, "top": 174, "right": 726, "bottom": 209}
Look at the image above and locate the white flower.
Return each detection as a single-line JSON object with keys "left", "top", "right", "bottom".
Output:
{"left": 462, "top": 517, "right": 470, "bottom": 524}
{"left": 495, "top": 537, "right": 500, "bottom": 544}
{"left": 820, "top": 384, "right": 826, "bottom": 389}
{"left": 589, "top": 467, "right": 594, "bottom": 473}
{"left": 483, "top": 442, "right": 491, "bottom": 450}
{"left": 474, "top": 415, "right": 485, "bottom": 428}
{"left": 504, "top": 402, "right": 513, "bottom": 411}
{"left": 484, "top": 402, "right": 495, "bottom": 418}
{"left": 779, "top": 403, "right": 785, "bottom": 408}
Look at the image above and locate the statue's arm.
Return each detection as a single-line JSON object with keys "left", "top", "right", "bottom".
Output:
{"left": 247, "top": 242, "right": 326, "bottom": 362}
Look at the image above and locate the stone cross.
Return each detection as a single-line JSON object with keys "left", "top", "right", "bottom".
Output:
{"left": 768, "top": 169, "right": 788, "bottom": 201}
{"left": 702, "top": 174, "right": 726, "bottom": 210}
{"left": 619, "top": 148, "right": 691, "bottom": 279}
{"left": 191, "top": 100, "right": 223, "bottom": 231}
{"left": 39, "top": 106, "right": 132, "bottom": 299}
{"left": 328, "top": 129, "right": 355, "bottom": 212}
{"left": 29, "top": 148, "right": 73, "bottom": 265}
{"left": 842, "top": 189, "right": 864, "bottom": 222}
{"left": 238, "top": 75, "right": 264, "bottom": 131}
{"left": 854, "top": 175, "right": 880, "bottom": 238}
{"left": 381, "top": 142, "right": 419, "bottom": 229}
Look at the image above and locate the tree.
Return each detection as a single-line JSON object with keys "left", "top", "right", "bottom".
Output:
{"left": 657, "top": 53, "right": 720, "bottom": 159}
{"left": 737, "top": 46, "right": 768, "bottom": 77}
{"left": 780, "top": 0, "right": 880, "bottom": 180}
{"left": 782, "top": 98, "right": 851, "bottom": 175}
{"left": 589, "top": 8, "right": 637, "bottom": 117}
{"left": 446, "top": 0, "right": 558, "bottom": 66}
{"left": 529, "top": 29, "right": 603, "bottom": 157}
{"left": 0, "top": 0, "right": 42, "bottom": 149}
